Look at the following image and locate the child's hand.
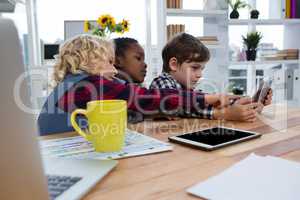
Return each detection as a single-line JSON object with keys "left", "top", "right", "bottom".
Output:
{"left": 234, "top": 90, "right": 272, "bottom": 113}
{"left": 254, "top": 90, "right": 272, "bottom": 113}
{"left": 151, "top": 114, "right": 180, "bottom": 121}
{"left": 213, "top": 103, "right": 259, "bottom": 122}
{"left": 234, "top": 96, "right": 253, "bottom": 105}
{"left": 263, "top": 89, "right": 273, "bottom": 106}
{"left": 206, "top": 94, "right": 241, "bottom": 108}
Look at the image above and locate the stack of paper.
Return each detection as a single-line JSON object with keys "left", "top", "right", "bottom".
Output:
{"left": 188, "top": 154, "right": 300, "bottom": 200}
{"left": 40, "top": 129, "right": 173, "bottom": 160}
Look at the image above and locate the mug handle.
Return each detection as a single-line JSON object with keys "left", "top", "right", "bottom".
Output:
{"left": 71, "top": 109, "right": 92, "bottom": 141}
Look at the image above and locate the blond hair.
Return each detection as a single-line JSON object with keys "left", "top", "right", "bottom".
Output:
{"left": 52, "top": 34, "right": 114, "bottom": 86}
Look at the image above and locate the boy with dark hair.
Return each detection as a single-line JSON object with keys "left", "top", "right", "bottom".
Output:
{"left": 150, "top": 33, "right": 271, "bottom": 121}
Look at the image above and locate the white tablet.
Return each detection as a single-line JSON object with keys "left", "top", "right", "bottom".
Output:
{"left": 168, "top": 126, "right": 261, "bottom": 151}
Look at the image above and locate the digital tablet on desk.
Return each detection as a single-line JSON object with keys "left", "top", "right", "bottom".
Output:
{"left": 168, "top": 127, "right": 261, "bottom": 151}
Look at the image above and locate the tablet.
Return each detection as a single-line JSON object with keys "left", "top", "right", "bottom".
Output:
{"left": 253, "top": 79, "right": 272, "bottom": 103}
{"left": 168, "top": 127, "right": 261, "bottom": 151}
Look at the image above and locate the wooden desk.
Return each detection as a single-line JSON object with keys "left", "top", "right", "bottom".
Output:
{"left": 42, "top": 105, "right": 300, "bottom": 200}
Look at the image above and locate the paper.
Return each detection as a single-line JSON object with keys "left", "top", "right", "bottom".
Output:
{"left": 187, "top": 154, "right": 300, "bottom": 200}
{"left": 40, "top": 129, "right": 173, "bottom": 160}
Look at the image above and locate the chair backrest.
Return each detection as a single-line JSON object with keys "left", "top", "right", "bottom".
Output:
{"left": 37, "top": 73, "right": 88, "bottom": 135}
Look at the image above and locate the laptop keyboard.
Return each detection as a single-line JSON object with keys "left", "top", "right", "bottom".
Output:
{"left": 47, "top": 175, "right": 82, "bottom": 199}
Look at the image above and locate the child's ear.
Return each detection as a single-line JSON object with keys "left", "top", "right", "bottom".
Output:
{"left": 114, "top": 56, "right": 123, "bottom": 68}
{"left": 169, "top": 57, "right": 178, "bottom": 72}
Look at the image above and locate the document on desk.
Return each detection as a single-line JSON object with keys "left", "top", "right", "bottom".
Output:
{"left": 187, "top": 153, "right": 300, "bottom": 200}
{"left": 40, "top": 129, "right": 173, "bottom": 160}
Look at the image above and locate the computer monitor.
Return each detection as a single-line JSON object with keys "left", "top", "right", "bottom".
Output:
{"left": 43, "top": 43, "right": 59, "bottom": 61}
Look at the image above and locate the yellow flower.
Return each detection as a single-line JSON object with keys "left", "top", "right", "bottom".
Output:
{"left": 97, "top": 14, "right": 109, "bottom": 28}
{"left": 121, "top": 19, "right": 129, "bottom": 32}
{"left": 84, "top": 20, "right": 90, "bottom": 32}
{"left": 97, "top": 14, "right": 116, "bottom": 29}
{"left": 86, "top": 14, "right": 128, "bottom": 37}
{"left": 108, "top": 16, "right": 116, "bottom": 29}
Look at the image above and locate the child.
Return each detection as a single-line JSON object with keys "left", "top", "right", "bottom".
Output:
{"left": 113, "top": 37, "right": 147, "bottom": 122}
{"left": 38, "top": 34, "right": 238, "bottom": 135}
{"left": 150, "top": 33, "right": 269, "bottom": 120}
{"left": 113, "top": 37, "right": 147, "bottom": 84}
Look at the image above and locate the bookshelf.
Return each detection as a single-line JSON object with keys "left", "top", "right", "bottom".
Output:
{"left": 155, "top": 0, "right": 300, "bottom": 104}
{"left": 156, "top": 0, "right": 229, "bottom": 93}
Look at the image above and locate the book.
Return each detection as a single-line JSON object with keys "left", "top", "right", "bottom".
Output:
{"left": 197, "top": 36, "right": 218, "bottom": 41}
{"left": 166, "top": 0, "right": 182, "bottom": 9}
{"left": 286, "top": 0, "right": 291, "bottom": 18}
{"left": 296, "top": 0, "right": 300, "bottom": 18}
{"left": 291, "top": 0, "right": 296, "bottom": 18}
{"left": 167, "top": 24, "right": 185, "bottom": 41}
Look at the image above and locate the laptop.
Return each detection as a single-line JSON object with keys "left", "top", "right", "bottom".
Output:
{"left": 0, "top": 18, "right": 118, "bottom": 200}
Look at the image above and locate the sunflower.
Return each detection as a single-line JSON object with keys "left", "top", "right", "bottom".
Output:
{"left": 84, "top": 20, "right": 90, "bottom": 32}
{"left": 97, "top": 14, "right": 116, "bottom": 29}
{"left": 107, "top": 16, "right": 116, "bottom": 29}
{"left": 86, "top": 14, "right": 129, "bottom": 37}
{"left": 121, "top": 19, "right": 129, "bottom": 32}
{"left": 97, "top": 14, "right": 109, "bottom": 28}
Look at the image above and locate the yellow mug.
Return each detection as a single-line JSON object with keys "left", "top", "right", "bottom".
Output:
{"left": 70, "top": 100, "right": 127, "bottom": 152}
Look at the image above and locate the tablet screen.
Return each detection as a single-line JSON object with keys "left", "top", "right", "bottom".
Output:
{"left": 177, "top": 127, "right": 255, "bottom": 146}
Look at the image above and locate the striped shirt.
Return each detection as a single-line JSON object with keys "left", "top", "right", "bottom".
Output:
{"left": 150, "top": 72, "right": 214, "bottom": 119}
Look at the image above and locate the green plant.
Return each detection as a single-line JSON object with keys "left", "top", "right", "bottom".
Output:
{"left": 242, "top": 31, "right": 263, "bottom": 50}
{"left": 227, "top": 0, "right": 249, "bottom": 10}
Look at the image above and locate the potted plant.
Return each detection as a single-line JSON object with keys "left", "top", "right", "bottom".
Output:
{"left": 250, "top": 9, "right": 260, "bottom": 19}
{"left": 228, "top": 83, "right": 245, "bottom": 95}
{"left": 232, "top": 86, "right": 244, "bottom": 95}
{"left": 242, "top": 31, "right": 263, "bottom": 61}
{"left": 227, "top": 0, "right": 249, "bottom": 19}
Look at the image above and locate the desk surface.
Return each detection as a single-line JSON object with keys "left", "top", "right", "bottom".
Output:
{"left": 42, "top": 105, "right": 300, "bottom": 200}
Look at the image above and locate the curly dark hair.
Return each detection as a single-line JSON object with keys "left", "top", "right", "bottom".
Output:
{"left": 113, "top": 37, "right": 138, "bottom": 58}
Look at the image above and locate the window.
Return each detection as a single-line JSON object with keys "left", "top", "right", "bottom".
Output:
{"left": 36, "top": 0, "right": 147, "bottom": 44}
{"left": 3, "top": 3, "right": 29, "bottom": 66}
{"left": 256, "top": 25, "right": 284, "bottom": 50}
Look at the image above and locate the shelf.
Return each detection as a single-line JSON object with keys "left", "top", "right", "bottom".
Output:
{"left": 230, "top": 59, "right": 300, "bottom": 65}
{"left": 229, "top": 19, "right": 300, "bottom": 25}
{"left": 206, "top": 44, "right": 223, "bottom": 49}
{"left": 166, "top": 9, "right": 227, "bottom": 17}
{"left": 229, "top": 59, "right": 300, "bottom": 70}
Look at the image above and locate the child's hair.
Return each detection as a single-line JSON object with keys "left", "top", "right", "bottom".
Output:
{"left": 113, "top": 37, "right": 138, "bottom": 61}
{"left": 52, "top": 34, "right": 114, "bottom": 86}
{"left": 162, "top": 33, "right": 210, "bottom": 72}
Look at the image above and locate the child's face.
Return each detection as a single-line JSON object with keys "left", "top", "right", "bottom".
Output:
{"left": 170, "top": 59, "right": 206, "bottom": 89}
{"left": 116, "top": 43, "right": 147, "bottom": 83}
{"left": 87, "top": 54, "right": 117, "bottom": 80}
